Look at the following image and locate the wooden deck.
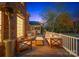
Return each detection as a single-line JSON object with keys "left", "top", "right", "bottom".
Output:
{"left": 16, "top": 39, "right": 74, "bottom": 57}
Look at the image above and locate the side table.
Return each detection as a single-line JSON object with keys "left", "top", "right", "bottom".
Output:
{"left": 35, "top": 37, "right": 44, "bottom": 46}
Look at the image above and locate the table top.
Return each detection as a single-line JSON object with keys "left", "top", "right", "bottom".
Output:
{"left": 36, "top": 37, "right": 44, "bottom": 40}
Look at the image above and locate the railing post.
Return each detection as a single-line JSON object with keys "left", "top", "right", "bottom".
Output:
{"left": 68, "top": 37, "right": 69, "bottom": 49}
{"left": 67, "top": 37, "right": 68, "bottom": 49}
{"left": 77, "top": 40, "right": 79, "bottom": 55}
{"left": 71, "top": 38, "right": 73, "bottom": 51}
{"left": 50, "top": 32, "right": 79, "bottom": 56}
{"left": 69, "top": 37, "right": 71, "bottom": 51}
{"left": 73, "top": 38, "right": 74, "bottom": 53}
{"left": 69, "top": 37, "right": 71, "bottom": 50}
{"left": 64, "top": 36, "right": 66, "bottom": 47}
{"left": 66, "top": 37, "right": 68, "bottom": 49}
{"left": 76, "top": 39, "right": 78, "bottom": 55}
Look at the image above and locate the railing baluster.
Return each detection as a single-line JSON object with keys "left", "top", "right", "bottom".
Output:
{"left": 65, "top": 36, "right": 68, "bottom": 49}
{"left": 69, "top": 37, "right": 71, "bottom": 50}
{"left": 70, "top": 37, "right": 71, "bottom": 50}
{"left": 66, "top": 37, "right": 67, "bottom": 48}
{"left": 70, "top": 37, "right": 71, "bottom": 51}
{"left": 74, "top": 39, "right": 76, "bottom": 53}
{"left": 64, "top": 36, "right": 66, "bottom": 47}
{"left": 71, "top": 38, "right": 72, "bottom": 51}
{"left": 72, "top": 39, "right": 74, "bottom": 52}
{"left": 68, "top": 37, "right": 70, "bottom": 50}
{"left": 64, "top": 36, "right": 65, "bottom": 47}
{"left": 63, "top": 36, "right": 65, "bottom": 47}
{"left": 76, "top": 39, "right": 78, "bottom": 54}
{"left": 67, "top": 37, "right": 69, "bottom": 49}
{"left": 72, "top": 38, "right": 73, "bottom": 52}
{"left": 77, "top": 40, "right": 79, "bottom": 55}
{"left": 68, "top": 37, "right": 69, "bottom": 49}
{"left": 51, "top": 32, "right": 79, "bottom": 56}
{"left": 65, "top": 36, "right": 66, "bottom": 47}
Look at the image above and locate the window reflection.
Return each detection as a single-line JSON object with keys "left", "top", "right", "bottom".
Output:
{"left": 17, "top": 16, "right": 24, "bottom": 38}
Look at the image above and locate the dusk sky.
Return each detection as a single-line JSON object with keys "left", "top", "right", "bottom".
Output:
{"left": 26, "top": 2, "right": 79, "bottom": 22}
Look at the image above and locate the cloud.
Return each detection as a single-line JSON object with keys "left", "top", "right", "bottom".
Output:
{"left": 29, "top": 14, "right": 42, "bottom": 22}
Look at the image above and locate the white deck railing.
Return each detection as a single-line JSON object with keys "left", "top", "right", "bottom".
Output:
{"left": 45, "top": 31, "right": 79, "bottom": 56}
{"left": 52, "top": 32, "right": 79, "bottom": 56}
{"left": 59, "top": 34, "right": 79, "bottom": 56}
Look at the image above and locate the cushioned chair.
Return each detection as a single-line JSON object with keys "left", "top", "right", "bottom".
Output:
{"left": 17, "top": 37, "right": 32, "bottom": 53}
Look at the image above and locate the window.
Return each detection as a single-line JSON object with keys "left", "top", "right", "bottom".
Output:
{"left": 17, "top": 16, "right": 24, "bottom": 38}
{"left": 0, "top": 11, "right": 1, "bottom": 42}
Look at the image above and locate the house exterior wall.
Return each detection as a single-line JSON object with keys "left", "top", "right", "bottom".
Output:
{"left": 0, "top": 2, "right": 29, "bottom": 56}
{"left": 0, "top": 2, "right": 28, "bottom": 41}
{"left": 30, "top": 25, "right": 42, "bottom": 36}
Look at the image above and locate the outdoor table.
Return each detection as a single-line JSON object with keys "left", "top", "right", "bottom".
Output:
{"left": 35, "top": 37, "right": 44, "bottom": 46}
{"left": 50, "top": 36, "right": 62, "bottom": 48}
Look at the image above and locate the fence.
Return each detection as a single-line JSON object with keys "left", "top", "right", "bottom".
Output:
{"left": 46, "top": 31, "right": 79, "bottom": 56}
{"left": 60, "top": 34, "right": 79, "bottom": 56}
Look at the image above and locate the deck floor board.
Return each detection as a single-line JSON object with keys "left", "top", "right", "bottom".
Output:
{"left": 17, "top": 39, "right": 74, "bottom": 57}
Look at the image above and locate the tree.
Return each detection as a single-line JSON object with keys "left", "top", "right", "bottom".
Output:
{"left": 73, "top": 19, "right": 79, "bottom": 33}
{"left": 54, "top": 12, "right": 74, "bottom": 33}
{"left": 41, "top": 3, "right": 74, "bottom": 33}
{"left": 41, "top": 10, "right": 57, "bottom": 32}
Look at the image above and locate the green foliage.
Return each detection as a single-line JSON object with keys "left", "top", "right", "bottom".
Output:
{"left": 74, "top": 20, "right": 79, "bottom": 33}
{"left": 41, "top": 6, "right": 74, "bottom": 33}
{"left": 41, "top": 10, "right": 57, "bottom": 31}
{"left": 54, "top": 12, "right": 74, "bottom": 33}
{"left": 41, "top": 11, "right": 74, "bottom": 33}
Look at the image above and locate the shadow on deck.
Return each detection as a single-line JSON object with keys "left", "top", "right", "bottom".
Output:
{"left": 16, "top": 39, "right": 74, "bottom": 57}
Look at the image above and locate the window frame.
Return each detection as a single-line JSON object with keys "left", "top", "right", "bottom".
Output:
{"left": 17, "top": 14, "right": 24, "bottom": 38}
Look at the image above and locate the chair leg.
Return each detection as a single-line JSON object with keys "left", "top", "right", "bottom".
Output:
{"left": 31, "top": 41, "right": 32, "bottom": 50}
{"left": 50, "top": 39, "right": 52, "bottom": 48}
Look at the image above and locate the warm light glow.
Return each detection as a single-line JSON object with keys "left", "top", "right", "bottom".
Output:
{"left": 0, "top": 11, "right": 1, "bottom": 42}
{"left": 17, "top": 16, "right": 24, "bottom": 38}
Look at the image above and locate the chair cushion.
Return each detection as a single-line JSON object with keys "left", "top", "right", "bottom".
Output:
{"left": 23, "top": 41, "right": 31, "bottom": 45}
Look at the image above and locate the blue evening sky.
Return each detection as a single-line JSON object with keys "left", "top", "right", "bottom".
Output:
{"left": 26, "top": 2, "right": 79, "bottom": 22}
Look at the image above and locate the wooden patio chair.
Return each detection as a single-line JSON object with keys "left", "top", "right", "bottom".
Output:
{"left": 16, "top": 37, "right": 32, "bottom": 53}
{"left": 50, "top": 36, "right": 63, "bottom": 48}
{"left": 45, "top": 32, "right": 53, "bottom": 45}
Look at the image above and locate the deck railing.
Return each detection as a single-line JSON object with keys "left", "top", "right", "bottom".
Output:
{"left": 52, "top": 32, "right": 79, "bottom": 56}
{"left": 45, "top": 31, "right": 79, "bottom": 56}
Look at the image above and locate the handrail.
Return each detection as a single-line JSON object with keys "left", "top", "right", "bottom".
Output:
{"left": 58, "top": 34, "right": 79, "bottom": 40}
{"left": 53, "top": 32, "right": 79, "bottom": 56}
{"left": 52, "top": 32, "right": 79, "bottom": 39}
{"left": 45, "top": 31, "right": 79, "bottom": 56}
